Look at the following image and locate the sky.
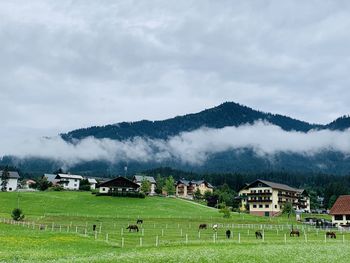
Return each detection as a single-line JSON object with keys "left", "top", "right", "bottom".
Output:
{"left": 1, "top": 1, "right": 350, "bottom": 144}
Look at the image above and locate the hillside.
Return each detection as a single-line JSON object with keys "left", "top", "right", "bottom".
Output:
{"left": 61, "top": 102, "right": 320, "bottom": 141}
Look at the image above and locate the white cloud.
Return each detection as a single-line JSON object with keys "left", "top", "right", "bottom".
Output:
{"left": 1, "top": 122, "right": 350, "bottom": 167}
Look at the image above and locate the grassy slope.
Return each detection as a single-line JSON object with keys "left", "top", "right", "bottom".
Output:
{"left": 0, "top": 192, "right": 338, "bottom": 263}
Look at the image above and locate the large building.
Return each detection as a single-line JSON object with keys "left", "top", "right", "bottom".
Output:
{"left": 43, "top": 173, "right": 83, "bottom": 190}
{"left": 0, "top": 170, "right": 20, "bottom": 191}
{"left": 238, "top": 179, "right": 310, "bottom": 216}
{"left": 175, "top": 179, "right": 213, "bottom": 199}
{"left": 98, "top": 177, "right": 140, "bottom": 194}
{"left": 330, "top": 195, "right": 350, "bottom": 227}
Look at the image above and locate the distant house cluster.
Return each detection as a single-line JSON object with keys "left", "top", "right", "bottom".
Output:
{"left": 0, "top": 170, "right": 20, "bottom": 191}
{"left": 238, "top": 179, "right": 310, "bottom": 217}
{"left": 175, "top": 179, "right": 214, "bottom": 199}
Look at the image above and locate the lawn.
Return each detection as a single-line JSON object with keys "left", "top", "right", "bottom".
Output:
{"left": 0, "top": 191, "right": 341, "bottom": 262}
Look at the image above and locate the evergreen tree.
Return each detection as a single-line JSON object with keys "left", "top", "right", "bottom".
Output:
{"left": 1, "top": 167, "right": 10, "bottom": 192}
{"left": 164, "top": 176, "right": 175, "bottom": 195}
{"left": 141, "top": 177, "right": 151, "bottom": 194}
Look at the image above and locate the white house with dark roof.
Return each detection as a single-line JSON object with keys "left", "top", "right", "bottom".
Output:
{"left": 0, "top": 170, "right": 20, "bottom": 191}
{"left": 87, "top": 178, "right": 98, "bottom": 190}
{"left": 43, "top": 173, "right": 83, "bottom": 190}
{"left": 132, "top": 175, "right": 156, "bottom": 195}
{"left": 238, "top": 179, "right": 310, "bottom": 217}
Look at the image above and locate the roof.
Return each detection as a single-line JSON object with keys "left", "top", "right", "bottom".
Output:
{"left": 98, "top": 176, "right": 139, "bottom": 189}
{"left": 87, "top": 178, "right": 97, "bottom": 184}
{"left": 330, "top": 195, "right": 350, "bottom": 215}
{"left": 0, "top": 171, "right": 20, "bottom": 179}
{"left": 241, "top": 179, "right": 299, "bottom": 192}
{"left": 176, "top": 179, "right": 213, "bottom": 188}
{"left": 57, "top": 174, "right": 83, "bottom": 180}
{"left": 133, "top": 175, "right": 156, "bottom": 184}
{"left": 44, "top": 174, "right": 57, "bottom": 182}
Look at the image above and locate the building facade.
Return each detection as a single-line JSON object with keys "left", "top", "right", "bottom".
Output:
{"left": 330, "top": 195, "right": 350, "bottom": 227}
{"left": 175, "top": 179, "right": 213, "bottom": 199}
{"left": 0, "top": 171, "right": 20, "bottom": 191}
{"left": 98, "top": 177, "right": 140, "bottom": 194}
{"left": 132, "top": 175, "right": 156, "bottom": 195}
{"left": 238, "top": 179, "right": 310, "bottom": 217}
{"left": 43, "top": 173, "right": 83, "bottom": 190}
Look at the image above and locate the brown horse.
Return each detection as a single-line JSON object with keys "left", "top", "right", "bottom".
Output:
{"left": 199, "top": 224, "right": 207, "bottom": 230}
{"left": 290, "top": 230, "right": 300, "bottom": 237}
{"left": 326, "top": 231, "right": 336, "bottom": 239}
{"left": 255, "top": 231, "right": 263, "bottom": 239}
{"left": 127, "top": 225, "right": 139, "bottom": 232}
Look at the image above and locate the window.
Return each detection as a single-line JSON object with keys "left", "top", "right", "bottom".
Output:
{"left": 258, "top": 183, "right": 262, "bottom": 187}
{"left": 258, "top": 190, "right": 262, "bottom": 193}
{"left": 335, "top": 215, "right": 343, "bottom": 221}
{"left": 346, "top": 215, "right": 350, "bottom": 220}
{"left": 275, "top": 205, "right": 277, "bottom": 209}
{"left": 75, "top": 179, "right": 78, "bottom": 182}
{"left": 74, "top": 184, "right": 77, "bottom": 187}
{"left": 265, "top": 205, "right": 269, "bottom": 208}
{"left": 259, "top": 204, "right": 263, "bottom": 208}
{"left": 102, "top": 188, "right": 105, "bottom": 191}
{"left": 9, "top": 188, "right": 12, "bottom": 191}
{"left": 253, "top": 205, "right": 257, "bottom": 208}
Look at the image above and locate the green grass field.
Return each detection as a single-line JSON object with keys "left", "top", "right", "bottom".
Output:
{"left": 0, "top": 191, "right": 344, "bottom": 263}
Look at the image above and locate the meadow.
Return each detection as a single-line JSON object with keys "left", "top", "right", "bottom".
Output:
{"left": 0, "top": 191, "right": 346, "bottom": 263}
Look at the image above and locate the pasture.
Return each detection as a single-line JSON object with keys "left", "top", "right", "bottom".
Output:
{"left": 0, "top": 191, "right": 346, "bottom": 262}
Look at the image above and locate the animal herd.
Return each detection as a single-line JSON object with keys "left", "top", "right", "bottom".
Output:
{"left": 123, "top": 220, "right": 337, "bottom": 240}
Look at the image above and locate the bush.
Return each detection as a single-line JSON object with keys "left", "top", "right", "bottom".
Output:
{"left": 11, "top": 208, "right": 25, "bottom": 221}
{"left": 51, "top": 185, "right": 64, "bottom": 191}
{"left": 219, "top": 206, "right": 231, "bottom": 218}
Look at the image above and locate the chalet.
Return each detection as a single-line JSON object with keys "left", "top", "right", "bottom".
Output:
{"left": 238, "top": 179, "right": 310, "bottom": 217}
{"left": 330, "top": 195, "right": 350, "bottom": 227}
{"left": 175, "top": 179, "right": 213, "bottom": 199}
{"left": 43, "top": 173, "right": 83, "bottom": 190}
{"left": 98, "top": 177, "right": 139, "bottom": 194}
{"left": 0, "top": 170, "right": 20, "bottom": 191}
{"left": 132, "top": 175, "right": 156, "bottom": 195}
{"left": 87, "top": 178, "right": 98, "bottom": 190}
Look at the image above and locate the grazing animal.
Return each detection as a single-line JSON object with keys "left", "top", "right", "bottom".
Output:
{"left": 226, "top": 229, "right": 231, "bottom": 239}
{"left": 40, "top": 224, "right": 45, "bottom": 230}
{"left": 290, "top": 230, "right": 300, "bottom": 237}
{"left": 93, "top": 224, "right": 97, "bottom": 231}
{"left": 136, "top": 219, "right": 143, "bottom": 224}
{"left": 199, "top": 224, "right": 207, "bottom": 230}
{"left": 255, "top": 231, "right": 263, "bottom": 239}
{"left": 212, "top": 224, "right": 218, "bottom": 231}
{"left": 127, "top": 225, "right": 139, "bottom": 232}
{"left": 326, "top": 232, "right": 336, "bottom": 239}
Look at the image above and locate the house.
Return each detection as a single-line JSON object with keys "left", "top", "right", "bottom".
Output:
{"left": 330, "top": 195, "right": 350, "bottom": 227}
{"left": 43, "top": 173, "right": 83, "bottom": 190}
{"left": 238, "top": 179, "right": 310, "bottom": 217}
{"left": 98, "top": 177, "right": 140, "bottom": 194}
{"left": 0, "top": 170, "right": 20, "bottom": 191}
{"left": 87, "top": 178, "right": 98, "bottom": 190}
{"left": 132, "top": 175, "right": 156, "bottom": 195}
{"left": 175, "top": 179, "right": 213, "bottom": 199}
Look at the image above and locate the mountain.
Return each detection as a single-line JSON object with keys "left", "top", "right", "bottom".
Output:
{"left": 2, "top": 102, "right": 350, "bottom": 176}
{"left": 61, "top": 102, "right": 320, "bottom": 141}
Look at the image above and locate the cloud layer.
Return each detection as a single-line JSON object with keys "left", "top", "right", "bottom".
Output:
{"left": 1, "top": 122, "right": 350, "bottom": 167}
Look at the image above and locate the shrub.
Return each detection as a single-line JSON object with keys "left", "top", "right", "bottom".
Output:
{"left": 11, "top": 208, "right": 25, "bottom": 221}
{"left": 219, "top": 206, "right": 231, "bottom": 218}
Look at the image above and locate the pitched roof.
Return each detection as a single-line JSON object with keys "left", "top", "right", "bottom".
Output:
{"left": 44, "top": 174, "right": 58, "bottom": 182}
{"left": 176, "top": 179, "right": 213, "bottom": 188}
{"left": 57, "top": 174, "right": 83, "bottom": 180}
{"left": 0, "top": 171, "right": 20, "bottom": 179}
{"left": 98, "top": 176, "right": 139, "bottom": 189}
{"left": 330, "top": 195, "right": 350, "bottom": 215}
{"left": 244, "top": 179, "right": 299, "bottom": 192}
{"left": 133, "top": 175, "right": 156, "bottom": 184}
{"left": 87, "top": 178, "right": 97, "bottom": 184}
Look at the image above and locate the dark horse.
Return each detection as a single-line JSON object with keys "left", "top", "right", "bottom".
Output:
{"left": 255, "top": 231, "right": 263, "bottom": 239}
{"left": 326, "top": 231, "right": 336, "bottom": 239}
{"left": 136, "top": 219, "right": 143, "bottom": 224}
{"left": 226, "top": 229, "right": 231, "bottom": 239}
{"left": 198, "top": 224, "right": 207, "bottom": 230}
{"left": 127, "top": 225, "right": 139, "bottom": 232}
{"left": 290, "top": 230, "right": 300, "bottom": 237}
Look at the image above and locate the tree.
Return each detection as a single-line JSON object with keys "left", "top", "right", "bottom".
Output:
{"left": 163, "top": 176, "right": 175, "bottom": 195}
{"left": 155, "top": 174, "right": 165, "bottom": 194}
{"left": 282, "top": 202, "right": 294, "bottom": 218}
{"left": 79, "top": 179, "right": 91, "bottom": 191}
{"left": 34, "top": 177, "right": 52, "bottom": 191}
{"left": 194, "top": 188, "right": 202, "bottom": 200}
{"left": 219, "top": 205, "right": 231, "bottom": 218}
{"left": 141, "top": 177, "right": 151, "bottom": 194}
{"left": 1, "top": 167, "right": 10, "bottom": 192}
{"left": 11, "top": 208, "right": 25, "bottom": 221}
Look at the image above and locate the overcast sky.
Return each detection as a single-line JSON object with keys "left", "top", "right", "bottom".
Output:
{"left": 2, "top": 0, "right": 350, "bottom": 140}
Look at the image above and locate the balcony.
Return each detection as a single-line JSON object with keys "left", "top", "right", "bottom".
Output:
{"left": 248, "top": 199, "right": 272, "bottom": 203}
{"left": 247, "top": 192, "right": 272, "bottom": 196}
